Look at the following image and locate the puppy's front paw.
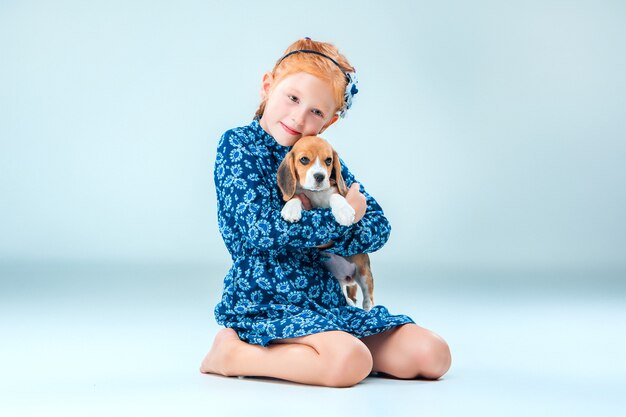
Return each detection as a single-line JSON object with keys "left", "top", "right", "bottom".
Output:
{"left": 362, "top": 297, "right": 373, "bottom": 312}
{"left": 332, "top": 204, "right": 355, "bottom": 226}
{"left": 281, "top": 199, "right": 302, "bottom": 223}
{"left": 329, "top": 194, "right": 355, "bottom": 226}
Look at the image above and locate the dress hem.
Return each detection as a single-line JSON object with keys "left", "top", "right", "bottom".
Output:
{"left": 229, "top": 316, "right": 415, "bottom": 347}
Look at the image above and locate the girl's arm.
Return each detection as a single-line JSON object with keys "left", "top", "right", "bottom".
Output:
{"left": 324, "top": 158, "right": 392, "bottom": 257}
{"left": 215, "top": 129, "right": 352, "bottom": 252}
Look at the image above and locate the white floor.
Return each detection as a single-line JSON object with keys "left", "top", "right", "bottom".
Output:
{"left": 1, "top": 263, "right": 625, "bottom": 417}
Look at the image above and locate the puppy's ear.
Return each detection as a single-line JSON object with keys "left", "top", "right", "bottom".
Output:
{"left": 331, "top": 150, "right": 348, "bottom": 196}
{"left": 277, "top": 152, "right": 297, "bottom": 201}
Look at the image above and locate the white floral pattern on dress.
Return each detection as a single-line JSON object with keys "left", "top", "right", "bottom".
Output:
{"left": 213, "top": 120, "right": 414, "bottom": 346}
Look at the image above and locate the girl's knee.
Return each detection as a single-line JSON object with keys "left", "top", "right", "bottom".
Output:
{"left": 323, "top": 337, "right": 373, "bottom": 387}
{"left": 417, "top": 334, "right": 452, "bottom": 379}
{"left": 405, "top": 333, "right": 451, "bottom": 380}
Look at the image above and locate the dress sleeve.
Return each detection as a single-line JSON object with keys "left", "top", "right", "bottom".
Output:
{"left": 215, "top": 129, "right": 351, "bottom": 252}
{"left": 325, "top": 158, "right": 392, "bottom": 256}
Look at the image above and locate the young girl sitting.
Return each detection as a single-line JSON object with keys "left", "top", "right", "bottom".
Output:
{"left": 201, "top": 38, "right": 451, "bottom": 387}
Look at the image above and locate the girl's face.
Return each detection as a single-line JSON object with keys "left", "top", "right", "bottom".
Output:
{"left": 259, "top": 72, "right": 338, "bottom": 147}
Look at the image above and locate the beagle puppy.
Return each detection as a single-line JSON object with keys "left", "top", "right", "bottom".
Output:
{"left": 277, "top": 136, "right": 375, "bottom": 310}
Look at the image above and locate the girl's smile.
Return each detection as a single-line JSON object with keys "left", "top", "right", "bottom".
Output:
{"left": 280, "top": 122, "right": 301, "bottom": 136}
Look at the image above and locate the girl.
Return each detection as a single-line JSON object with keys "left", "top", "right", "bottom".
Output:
{"left": 201, "top": 38, "right": 451, "bottom": 387}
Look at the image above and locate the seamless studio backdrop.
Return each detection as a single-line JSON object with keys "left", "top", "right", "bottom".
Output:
{"left": 1, "top": 1, "right": 625, "bottom": 271}
{"left": 1, "top": 1, "right": 625, "bottom": 416}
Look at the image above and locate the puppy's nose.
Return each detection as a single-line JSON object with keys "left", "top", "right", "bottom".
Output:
{"left": 314, "top": 173, "right": 325, "bottom": 183}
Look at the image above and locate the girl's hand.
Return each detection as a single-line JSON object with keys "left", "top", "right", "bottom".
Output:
{"left": 345, "top": 183, "right": 366, "bottom": 223}
{"left": 297, "top": 193, "right": 313, "bottom": 210}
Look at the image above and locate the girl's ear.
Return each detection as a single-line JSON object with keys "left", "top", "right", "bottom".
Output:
{"left": 277, "top": 152, "right": 297, "bottom": 201}
{"left": 261, "top": 72, "right": 274, "bottom": 98}
{"left": 331, "top": 150, "right": 348, "bottom": 196}
{"left": 319, "top": 114, "right": 339, "bottom": 134}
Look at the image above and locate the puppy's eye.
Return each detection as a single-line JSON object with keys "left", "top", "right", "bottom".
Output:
{"left": 325, "top": 158, "right": 332, "bottom": 166}
{"left": 299, "top": 157, "right": 310, "bottom": 165}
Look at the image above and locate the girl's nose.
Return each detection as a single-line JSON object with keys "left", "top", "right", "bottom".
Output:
{"left": 291, "top": 107, "right": 307, "bottom": 127}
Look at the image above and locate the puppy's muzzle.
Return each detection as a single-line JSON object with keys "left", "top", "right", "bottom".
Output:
{"left": 313, "top": 173, "right": 325, "bottom": 184}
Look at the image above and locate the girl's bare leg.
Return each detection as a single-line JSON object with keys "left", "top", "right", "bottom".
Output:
{"left": 200, "top": 328, "right": 373, "bottom": 387}
{"left": 361, "top": 323, "right": 451, "bottom": 380}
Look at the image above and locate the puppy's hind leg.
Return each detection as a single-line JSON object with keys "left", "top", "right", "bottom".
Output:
{"left": 346, "top": 284, "right": 358, "bottom": 307}
{"left": 350, "top": 254, "right": 375, "bottom": 311}
{"left": 322, "top": 252, "right": 359, "bottom": 307}
{"left": 341, "top": 282, "right": 357, "bottom": 307}
{"left": 355, "top": 273, "right": 374, "bottom": 311}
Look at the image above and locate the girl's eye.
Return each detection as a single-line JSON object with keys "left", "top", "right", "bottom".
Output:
{"left": 288, "top": 95, "right": 298, "bottom": 103}
{"left": 325, "top": 158, "right": 332, "bottom": 166}
{"left": 299, "top": 157, "right": 310, "bottom": 165}
{"left": 312, "top": 109, "right": 324, "bottom": 118}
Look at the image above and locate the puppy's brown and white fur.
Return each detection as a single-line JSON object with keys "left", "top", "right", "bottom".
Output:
{"left": 277, "top": 136, "right": 375, "bottom": 310}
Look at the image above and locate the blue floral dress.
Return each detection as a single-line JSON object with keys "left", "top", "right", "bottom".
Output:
{"left": 213, "top": 120, "right": 414, "bottom": 346}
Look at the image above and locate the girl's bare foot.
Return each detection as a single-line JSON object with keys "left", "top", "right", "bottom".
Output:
{"left": 200, "top": 328, "right": 243, "bottom": 376}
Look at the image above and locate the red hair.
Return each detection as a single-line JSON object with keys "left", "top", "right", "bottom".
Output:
{"left": 254, "top": 38, "right": 354, "bottom": 120}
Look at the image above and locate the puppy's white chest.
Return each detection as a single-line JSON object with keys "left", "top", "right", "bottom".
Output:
{"left": 298, "top": 186, "right": 355, "bottom": 226}
{"left": 300, "top": 187, "right": 337, "bottom": 208}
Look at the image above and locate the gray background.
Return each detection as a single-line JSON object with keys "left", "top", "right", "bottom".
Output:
{"left": 2, "top": 0, "right": 624, "bottom": 270}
